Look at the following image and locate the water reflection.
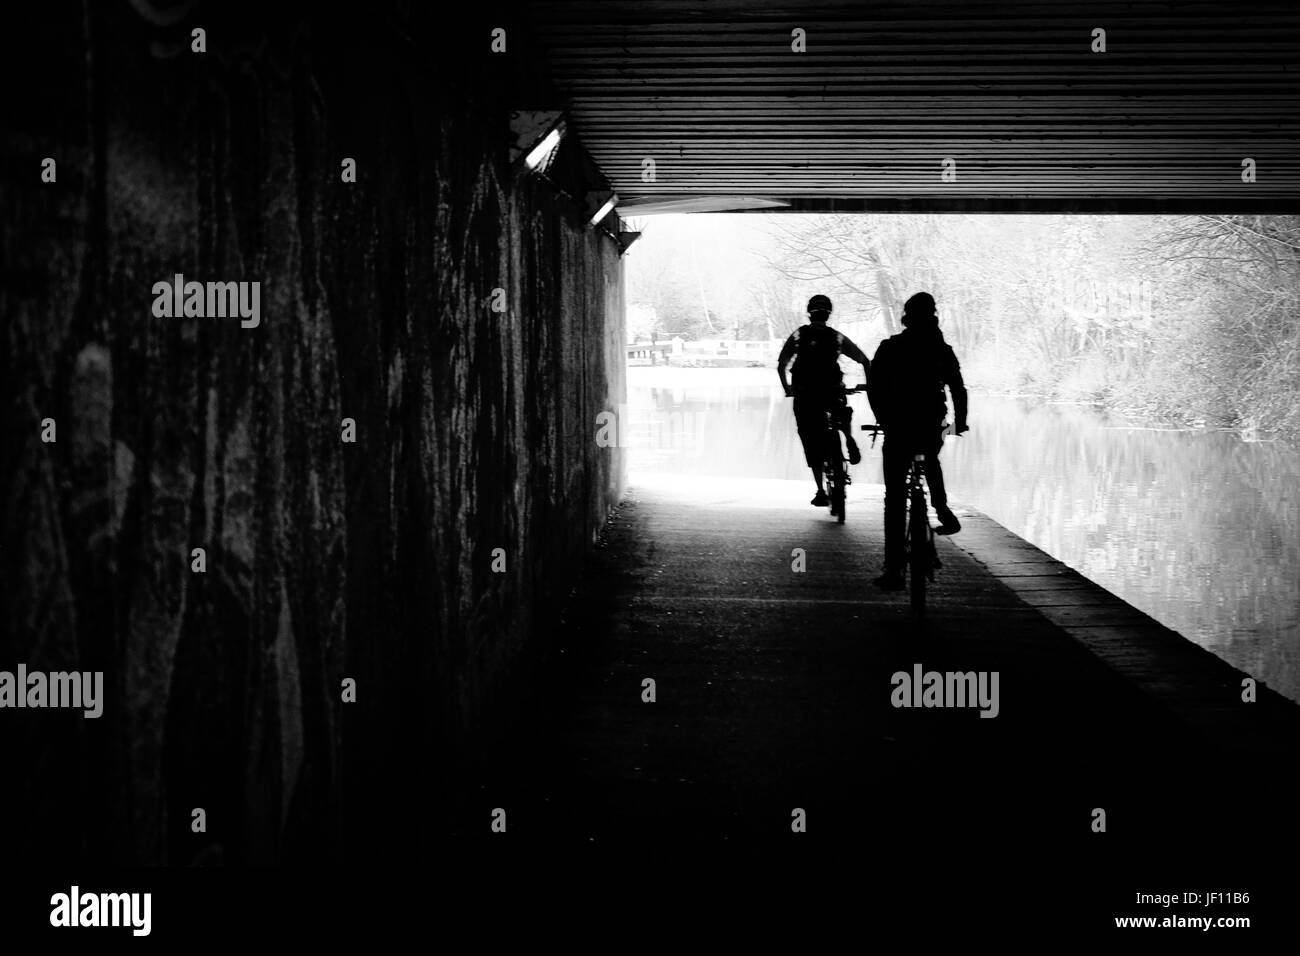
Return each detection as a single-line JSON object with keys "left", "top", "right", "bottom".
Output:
{"left": 626, "top": 367, "right": 1300, "bottom": 704}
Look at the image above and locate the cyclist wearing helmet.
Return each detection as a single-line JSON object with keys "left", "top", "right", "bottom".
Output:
{"left": 777, "top": 294, "right": 871, "bottom": 507}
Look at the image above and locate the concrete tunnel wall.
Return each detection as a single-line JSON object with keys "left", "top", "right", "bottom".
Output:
{"left": 0, "top": 5, "right": 626, "bottom": 864}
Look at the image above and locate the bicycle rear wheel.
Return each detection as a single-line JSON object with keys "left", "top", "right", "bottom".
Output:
{"left": 908, "top": 491, "right": 928, "bottom": 613}
{"left": 823, "top": 424, "right": 845, "bottom": 522}
{"left": 830, "top": 454, "right": 846, "bottom": 523}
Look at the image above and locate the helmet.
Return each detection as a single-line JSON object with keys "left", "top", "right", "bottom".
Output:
{"left": 807, "top": 294, "right": 833, "bottom": 315}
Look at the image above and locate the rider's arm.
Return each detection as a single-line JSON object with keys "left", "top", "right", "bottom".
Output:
{"left": 944, "top": 345, "right": 969, "bottom": 433}
{"left": 866, "top": 341, "right": 891, "bottom": 425}
{"left": 838, "top": 333, "right": 871, "bottom": 380}
{"left": 777, "top": 331, "right": 798, "bottom": 395}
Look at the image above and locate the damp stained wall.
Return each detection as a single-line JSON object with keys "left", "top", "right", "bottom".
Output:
{"left": 0, "top": 3, "right": 626, "bottom": 864}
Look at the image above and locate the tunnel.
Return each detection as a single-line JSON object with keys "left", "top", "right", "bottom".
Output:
{"left": 2, "top": 0, "right": 1298, "bottom": 940}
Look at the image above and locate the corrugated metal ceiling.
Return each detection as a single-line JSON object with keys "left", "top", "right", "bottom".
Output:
{"left": 525, "top": 1, "right": 1300, "bottom": 212}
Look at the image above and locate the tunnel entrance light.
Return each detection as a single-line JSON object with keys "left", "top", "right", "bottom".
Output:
{"left": 587, "top": 190, "right": 617, "bottom": 225}
{"left": 509, "top": 110, "right": 566, "bottom": 171}
{"left": 524, "top": 128, "right": 562, "bottom": 170}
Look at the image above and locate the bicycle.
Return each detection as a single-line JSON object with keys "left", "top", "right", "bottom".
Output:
{"left": 821, "top": 384, "right": 868, "bottom": 524}
{"left": 860, "top": 422, "right": 950, "bottom": 613}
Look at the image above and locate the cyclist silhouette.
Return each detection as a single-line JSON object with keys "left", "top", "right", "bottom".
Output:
{"left": 777, "top": 294, "right": 871, "bottom": 507}
{"left": 866, "top": 291, "right": 968, "bottom": 589}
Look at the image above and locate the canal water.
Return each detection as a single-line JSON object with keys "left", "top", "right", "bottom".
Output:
{"left": 625, "top": 366, "right": 1300, "bottom": 705}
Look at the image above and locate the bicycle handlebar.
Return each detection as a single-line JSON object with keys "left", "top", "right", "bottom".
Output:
{"left": 860, "top": 421, "right": 959, "bottom": 436}
{"left": 784, "top": 383, "right": 868, "bottom": 397}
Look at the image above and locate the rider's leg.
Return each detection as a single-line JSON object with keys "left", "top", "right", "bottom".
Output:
{"left": 880, "top": 434, "right": 908, "bottom": 571}
{"left": 810, "top": 465, "right": 827, "bottom": 505}
{"left": 836, "top": 401, "right": 861, "bottom": 464}
{"left": 794, "top": 396, "right": 829, "bottom": 504}
{"left": 924, "top": 435, "right": 961, "bottom": 534}
{"left": 873, "top": 436, "right": 907, "bottom": 588}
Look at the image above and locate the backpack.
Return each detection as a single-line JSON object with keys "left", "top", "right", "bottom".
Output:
{"left": 792, "top": 323, "right": 843, "bottom": 388}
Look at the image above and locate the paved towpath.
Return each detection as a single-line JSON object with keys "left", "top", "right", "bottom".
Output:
{"left": 467, "top": 475, "right": 1299, "bottom": 886}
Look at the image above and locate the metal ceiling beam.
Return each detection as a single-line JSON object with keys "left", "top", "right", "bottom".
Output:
{"left": 522, "top": 0, "right": 1300, "bottom": 213}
